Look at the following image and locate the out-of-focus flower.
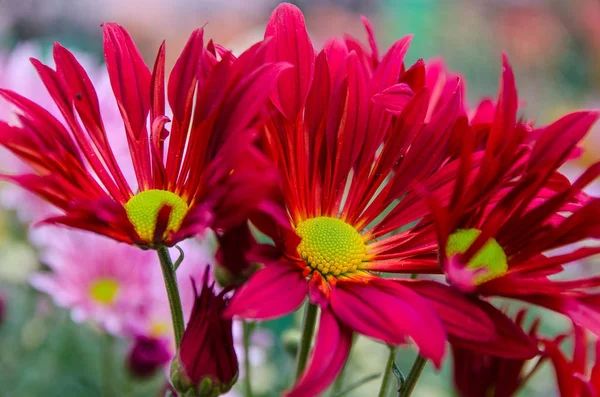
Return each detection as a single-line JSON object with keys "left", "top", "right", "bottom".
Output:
{"left": 0, "top": 22, "right": 286, "bottom": 248}
{"left": 413, "top": 56, "right": 600, "bottom": 356}
{"left": 171, "top": 268, "right": 238, "bottom": 397}
{"left": 28, "top": 223, "right": 267, "bottom": 387}
{"left": 546, "top": 326, "right": 600, "bottom": 397}
{"left": 224, "top": 3, "right": 470, "bottom": 395}
{"left": 0, "top": 43, "right": 127, "bottom": 225}
{"left": 452, "top": 309, "right": 543, "bottom": 397}
{"left": 127, "top": 335, "right": 172, "bottom": 379}
{"left": 29, "top": 226, "right": 213, "bottom": 338}
{"left": 29, "top": 227, "right": 154, "bottom": 335}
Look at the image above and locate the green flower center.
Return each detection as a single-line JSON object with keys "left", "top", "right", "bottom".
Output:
{"left": 124, "top": 189, "right": 189, "bottom": 243}
{"left": 295, "top": 217, "right": 366, "bottom": 276}
{"left": 89, "top": 278, "right": 120, "bottom": 304}
{"left": 446, "top": 228, "right": 508, "bottom": 284}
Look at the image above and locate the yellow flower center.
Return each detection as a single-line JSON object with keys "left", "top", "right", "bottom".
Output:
{"left": 446, "top": 228, "right": 508, "bottom": 284}
{"left": 295, "top": 217, "right": 366, "bottom": 276}
{"left": 150, "top": 321, "right": 171, "bottom": 338}
{"left": 124, "top": 189, "right": 189, "bottom": 243}
{"left": 89, "top": 278, "right": 120, "bottom": 304}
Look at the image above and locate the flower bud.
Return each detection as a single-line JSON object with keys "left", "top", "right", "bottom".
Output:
{"left": 171, "top": 268, "right": 239, "bottom": 396}
{"left": 127, "top": 335, "right": 171, "bottom": 379}
{"left": 215, "top": 223, "right": 259, "bottom": 288}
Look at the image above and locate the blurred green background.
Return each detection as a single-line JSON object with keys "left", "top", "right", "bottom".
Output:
{"left": 1, "top": 0, "right": 599, "bottom": 396}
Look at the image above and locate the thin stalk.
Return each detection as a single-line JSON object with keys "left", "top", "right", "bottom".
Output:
{"left": 295, "top": 303, "right": 319, "bottom": 379}
{"left": 102, "top": 333, "right": 115, "bottom": 397}
{"left": 156, "top": 246, "right": 185, "bottom": 348}
{"left": 398, "top": 355, "right": 427, "bottom": 397}
{"left": 331, "top": 360, "right": 347, "bottom": 395}
{"left": 377, "top": 346, "right": 397, "bottom": 397}
{"left": 242, "top": 321, "right": 254, "bottom": 397}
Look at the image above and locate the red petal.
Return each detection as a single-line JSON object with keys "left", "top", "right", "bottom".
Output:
{"left": 52, "top": 43, "right": 132, "bottom": 197}
{"left": 165, "top": 29, "right": 204, "bottom": 184}
{"left": 528, "top": 111, "right": 599, "bottom": 178}
{"left": 102, "top": 23, "right": 151, "bottom": 140}
{"left": 285, "top": 308, "right": 353, "bottom": 397}
{"left": 360, "top": 15, "right": 379, "bottom": 62}
{"left": 371, "top": 83, "right": 414, "bottom": 114}
{"left": 265, "top": 3, "right": 315, "bottom": 120}
{"left": 403, "top": 280, "right": 497, "bottom": 342}
{"left": 544, "top": 338, "right": 581, "bottom": 397}
{"left": 223, "top": 263, "right": 307, "bottom": 320}
{"left": 102, "top": 23, "right": 152, "bottom": 189}
{"left": 330, "top": 278, "right": 446, "bottom": 366}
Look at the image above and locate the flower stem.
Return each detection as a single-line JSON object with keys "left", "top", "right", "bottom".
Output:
{"left": 102, "top": 333, "right": 115, "bottom": 397}
{"left": 295, "top": 303, "right": 318, "bottom": 379}
{"left": 156, "top": 246, "right": 185, "bottom": 348}
{"left": 242, "top": 321, "right": 254, "bottom": 397}
{"left": 331, "top": 360, "right": 347, "bottom": 395}
{"left": 377, "top": 346, "right": 396, "bottom": 397}
{"left": 398, "top": 354, "right": 427, "bottom": 397}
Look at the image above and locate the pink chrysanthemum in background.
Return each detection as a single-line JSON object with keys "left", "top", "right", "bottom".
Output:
{"left": 29, "top": 226, "right": 212, "bottom": 337}
{"left": 29, "top": 225, "right": 269, "bottom": 388}
{"left": 30, "top": 226, "right": 156, "bottom": 335}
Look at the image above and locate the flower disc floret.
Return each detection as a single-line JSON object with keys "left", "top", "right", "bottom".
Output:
{"left": 89, "top": 278, "right": 120, "bottom": 304}
{"left": 295, "top": 217, "right": 366, "bottom": 276}
{"left": 446, "top": 228, "right": 508, "bottom": 284}
{"left": 124, "top": 189, "right": 189, "bottom": 243}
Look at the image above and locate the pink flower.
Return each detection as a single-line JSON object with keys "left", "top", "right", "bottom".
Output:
{"left": 29, "top": 226, "right": 213, "bottom": 338}
{"left": 30, "top": 226, "right": 154, "bottom": 335}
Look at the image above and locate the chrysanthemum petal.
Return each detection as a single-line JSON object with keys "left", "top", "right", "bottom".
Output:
{"left": 330, "top": 278, "right": 446, "bottom": 366}
{"left": 265, "top": 2, "right": 315, "bottom": 121}
{"left": 285, "top": 308, "right": 353, "bottom": 397}
{"left": 402, "top": 280, "right": 497, "bottom": 342}
{"left": 224, "top": 263, "right": 307, "bottom": 320}
{"left": 102, "top": 22, "right": 152, "bottom": 190}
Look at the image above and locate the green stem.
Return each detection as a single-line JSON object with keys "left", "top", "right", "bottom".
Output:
{"left": 242, "top": 321, "right": 254, "bottom": 397}
{"left": 156, "top": 246, "right": 185, "bottom": 348}
{"left": 296, "top": 303, "right": 319, "bottom": 379}
{"left": 330, "top": 360, "right": 347, "bottom": 395}
{"left": 377, "top": 347, "right": 397, "bottom": 397}
{"left": 102, "top": 333, "right": 115, "bottom": 397}
{"left": 398, "top": 355, "right": 427, "bottom": 397}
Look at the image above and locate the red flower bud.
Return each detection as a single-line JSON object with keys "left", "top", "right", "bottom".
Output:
{"left": 171, "top": 269, "right": 238, "bottom": 397}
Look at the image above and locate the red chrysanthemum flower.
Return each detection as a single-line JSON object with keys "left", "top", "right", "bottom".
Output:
{"left": 223, "top": 4, "right": 483, "bottom": 396}
{"left": 171, "top": 269, "right": 238, "bottom": 396}
{"left": 0, "top": 23, "right": 288, "bottom": 248}
{"left": 412, "top": 56, "right": 600, "bottom": 357}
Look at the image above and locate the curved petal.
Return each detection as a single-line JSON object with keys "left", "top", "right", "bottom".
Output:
{"left": 265, "top": 2, "right": 315, "bottom": 120}
{"left": 330, "top": 278, "right": 446, "bottom": 366}
{"left": 285, "top": 308, "right": 353, "bottom": 397}
{"left": 223, "top": 263, "right": 307, "bottom": 320}
{"left": 401, "top": 280, "right": 496, "bottom": 342}
{"left": 449, "top": 301, "right": 539, "bottom": 359}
